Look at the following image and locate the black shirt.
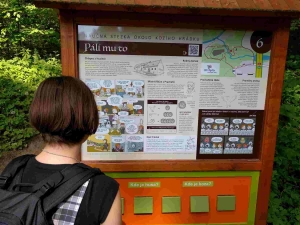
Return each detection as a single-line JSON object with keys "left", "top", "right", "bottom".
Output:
{"left": 20, "top": 157, "right": 119, "bottom": 225}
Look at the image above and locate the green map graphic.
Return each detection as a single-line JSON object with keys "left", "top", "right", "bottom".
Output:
{"left": 201, "top": 30, "right": 271, "bottom": 78}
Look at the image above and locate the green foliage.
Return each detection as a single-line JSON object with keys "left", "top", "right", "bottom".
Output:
{"left": 0, "top": 52, "right": 61, "bottom": 154}
{"left": 0, "top": 0, "right": 60, "bottom": 59}
{"left": 268, "top": 54, "right": 300, "bottom": 224}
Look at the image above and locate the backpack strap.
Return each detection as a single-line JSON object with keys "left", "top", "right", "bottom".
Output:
{"left": 0, "top": 154, "right": 35, "bottom": 189}
{"left": 24, "top": 163, "right": 103, "bottom": 213}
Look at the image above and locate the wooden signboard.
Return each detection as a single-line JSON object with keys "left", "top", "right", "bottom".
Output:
{"left": 33, "top": 1, "right": 300, "bottom": 224}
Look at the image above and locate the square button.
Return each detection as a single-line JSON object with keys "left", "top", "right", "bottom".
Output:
{"left": 217, "top": 196, "right": 236, "bottom": 211}
{"left": 162, "top": 197, "right": 181, "bottom": 213}
{"left": 190, "top": 196, "right": 209, "bottom": 213}
{"left": 134, "top": 197, "right": 153, "bottom": 214}
{"left": 121, "top": 198, "right": 124, "bottom": 215}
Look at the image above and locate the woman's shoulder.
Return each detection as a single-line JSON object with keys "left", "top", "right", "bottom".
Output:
{"left": 87, "top": 172, "right": 119, "bottom": 195}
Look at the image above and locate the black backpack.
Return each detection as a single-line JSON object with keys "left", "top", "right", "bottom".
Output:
{"left": 0, "top": 154, "right": 102, "bottom": 225}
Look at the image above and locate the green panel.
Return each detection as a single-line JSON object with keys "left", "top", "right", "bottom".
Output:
{"left": 217, "top": 196, "right": 236, "bottom": 211}
{"left": 162, "top": 196, "right": 181, "bottom": 213}
{"left": 134, "top": 197, "right": 153, "bottom": 214}
{"left": 248, "top": 172, "right": 260, "bottom": 225}
{"left": 121, "top": 198, "right": 124, "bottom": 215}
{"left": 190, "top": 196, "right": 209, "bottom": 213}
{"left": 106, "top": 171, "right": 260, "bottom": 225}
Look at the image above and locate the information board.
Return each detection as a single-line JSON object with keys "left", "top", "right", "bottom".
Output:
{"left": 78, "top": 25, "right": 272, "bottom": 160}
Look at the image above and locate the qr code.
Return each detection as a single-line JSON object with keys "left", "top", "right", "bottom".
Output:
{"left": 188, "top": 45, "right": 199, "bottom": 56}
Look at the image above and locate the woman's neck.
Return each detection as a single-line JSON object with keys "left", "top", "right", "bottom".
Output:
{"left": 36, "top": 143, "right": 81, "bottom": 164}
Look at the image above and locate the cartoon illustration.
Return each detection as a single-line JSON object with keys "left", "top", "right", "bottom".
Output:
{"left": 103, "top": 139, "right": 109, "bottom": 151}
{"left": 119, "top": 123, "right": 125, "bottom": 134}
{"left": 224, "top": 136, "right": 254, "bottom": 154}
{"left": 200, "top": 136, "right": 224, "bottom": 154}
{"left": 186, "top": 81, "right": 195, "bottom": 94}
{"left": 229, "top": 118, "right": 256, "bottom": 136}
{"left": 222, "top": 95, "right": 237, "bottom": 108}
{"left": 134, "top": 60, "right": 164, "bottom": 76}
{"left": 200, "top": 117, "right": 229, "bottom": 136}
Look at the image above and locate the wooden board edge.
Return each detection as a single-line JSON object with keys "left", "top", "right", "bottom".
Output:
{"left": 82, "top": 160, "right": 262, "bottom": 172}
{"left": 255, "top": 18, "right": 291, "bottom": 225}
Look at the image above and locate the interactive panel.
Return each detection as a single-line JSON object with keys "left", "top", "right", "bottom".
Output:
{"left": 108, "top": 171, "right": 259, "bottom": 225}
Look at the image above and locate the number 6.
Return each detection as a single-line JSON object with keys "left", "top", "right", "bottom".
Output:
{"left": 256, "top": 38, "right": 263, "bottom": 48}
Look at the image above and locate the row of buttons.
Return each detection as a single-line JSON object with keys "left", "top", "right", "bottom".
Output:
{"left": 121, "top": 195, "right": 236, "bottom": 214}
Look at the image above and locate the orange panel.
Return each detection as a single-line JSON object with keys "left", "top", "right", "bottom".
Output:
{"left": 116, "top": 177, "right": 251, "bottom": 224}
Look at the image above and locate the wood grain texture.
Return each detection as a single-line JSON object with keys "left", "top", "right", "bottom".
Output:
{"left": 268, "top": 0, "right": 290, "bottom": 10}
{"left": 34, "top": 1, "right": 300, "bottom": 17}
{"left": 203, "top": 0, "right": 222, "bottom": 8}
{"left": 187, "top": 0, "right": 205, "bottom": 7}
{"left": 59, "top": 10, "right": 76, "bottom": 76}
{"left": 236, "top": 0, "right": 257, "bottom": 9}
{"left": 285, "top": 0, "right": 300, "bottom": 11}
{"left": 252, "top": 0, "right": 273, "bottom": 10}
{"left": 83, "top": 160, "right": 262, "bottom": 172}
{"left": 219, "top": 0, "right": 240, "bottom": 9}
{"left": 255, "top": 18, "right": 291, "bottom": 225}
{"left": 73, "top": 11, "right": 281, "bottom": 31}
{"left": 34, "top": 0, "right": 300, "bottom": 12}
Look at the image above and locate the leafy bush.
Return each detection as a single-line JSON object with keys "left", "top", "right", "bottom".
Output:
{"left": 0, "top": 52, "right": 61, "bottom": 155}
{"left": 0, "top": 0, "right": 60, "bottom": 60}
{"left": 268, "top": 55, "right": 300, "bottom": 224}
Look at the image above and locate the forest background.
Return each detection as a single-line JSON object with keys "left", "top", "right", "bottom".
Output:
{"left": 0, "top": 0, "right": 300, "bottom": 224}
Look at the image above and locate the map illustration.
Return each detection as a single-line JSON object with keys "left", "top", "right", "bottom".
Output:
{"left": 201, "top": 30, "right": 272, "bottom": 78}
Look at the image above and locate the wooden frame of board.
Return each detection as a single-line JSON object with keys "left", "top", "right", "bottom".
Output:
{"left": 54, "top": 9, "right": 290, "bottom": 225}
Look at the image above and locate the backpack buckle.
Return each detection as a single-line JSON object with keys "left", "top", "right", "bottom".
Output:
{"left": 0, "top": 176, "right": 11, "bottom": 189}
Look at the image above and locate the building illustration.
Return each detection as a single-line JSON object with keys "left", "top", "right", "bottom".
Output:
{"left": 134, "top": 60, "right": 164, "bottom": 76}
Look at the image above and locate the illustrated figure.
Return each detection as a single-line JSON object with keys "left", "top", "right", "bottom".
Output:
{"left": 186, "top": 81, "right": 195, "bottom": 94}
{"left": 225, "top": 143, "right": 230, "bottom": 148}
{"left": 234, "top": 124, "right": 240, "bottom": 130}
{"left": 106, "top": 89, "right": 111, "bottom": 97}
{"left": 138, "top": 119, "right": 144, "bottom": 134}
{"left": 206, "top": 124, "right": 211, "bottom": 130}
{"left": 219, "top": 124, "right": 224, "bottom": 130}
{"left": 241, "top": 124, "right": 246, "bottom": 130}
{"left": 218, "top": 143, "right": 223, "bottom": 149}
{"left": 201, "top": 123, "right": 205, "bottom": 129}
{"left": 205, "top": 143, "right": 210, "bottom": 148}
{"left": 204, "top": 137, "right": 210, "bottom": 143}
{"left": 100, "top": 88, "right": 105, "bottom": 97}
{"left": 247, "top": 125, "right": 252, "bottom": 130}
{"left": 212, "top": 124, "right": 218, "bottom": 130}
{"left": 103, "top": 108, "right": 108, "bottom": 116}
{"left": 106, "top": 121, "right": 111, "bottom": 129}
{"left": 112, "top": 106, "right": 119, "bottom": 121}
{"left": 109, "top": 121, "right": 120, "bottom": 135}
{"left": 212, "top": 143, "right": 217, "bottom": 149}
{"left": 231, "top": 143, "right": 236, "bottom": 148}
{"left": 200, "top": 143, "right": 204, "bottom": 148}
{"left": 236, "top": 144, "right": 242, "bottom": 149}
{"left": 113, "top": 143, "right": 123, "bottom": 152}
{"left": 119, "top": 123, "right": 125, "bottom": 134}
{"left": 103, "top": 139, "right": 109, "bottom": 151}
{"left": 225, "top": 122, "right": 229, "bottom": 128}
{"left": 230, "top": 124, "right": 234, "bottom": 130}
{"left": 240, "top": 137, "right": 246, "bottom": 144}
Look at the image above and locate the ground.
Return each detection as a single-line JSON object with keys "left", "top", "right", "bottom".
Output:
{"left": 0, "top": 135, "right": 45, "bottom": 173}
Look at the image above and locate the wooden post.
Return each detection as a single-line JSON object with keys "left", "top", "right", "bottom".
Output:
{"left": 255, "top": 18, "right": 291, "bottom": 225}
{"left": 59, "top": 10, "right": 76, "bottom": 77}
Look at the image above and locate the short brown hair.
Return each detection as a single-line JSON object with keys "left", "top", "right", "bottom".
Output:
{"left": 29, "top": 76, "right": 98, "bottom": 145}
